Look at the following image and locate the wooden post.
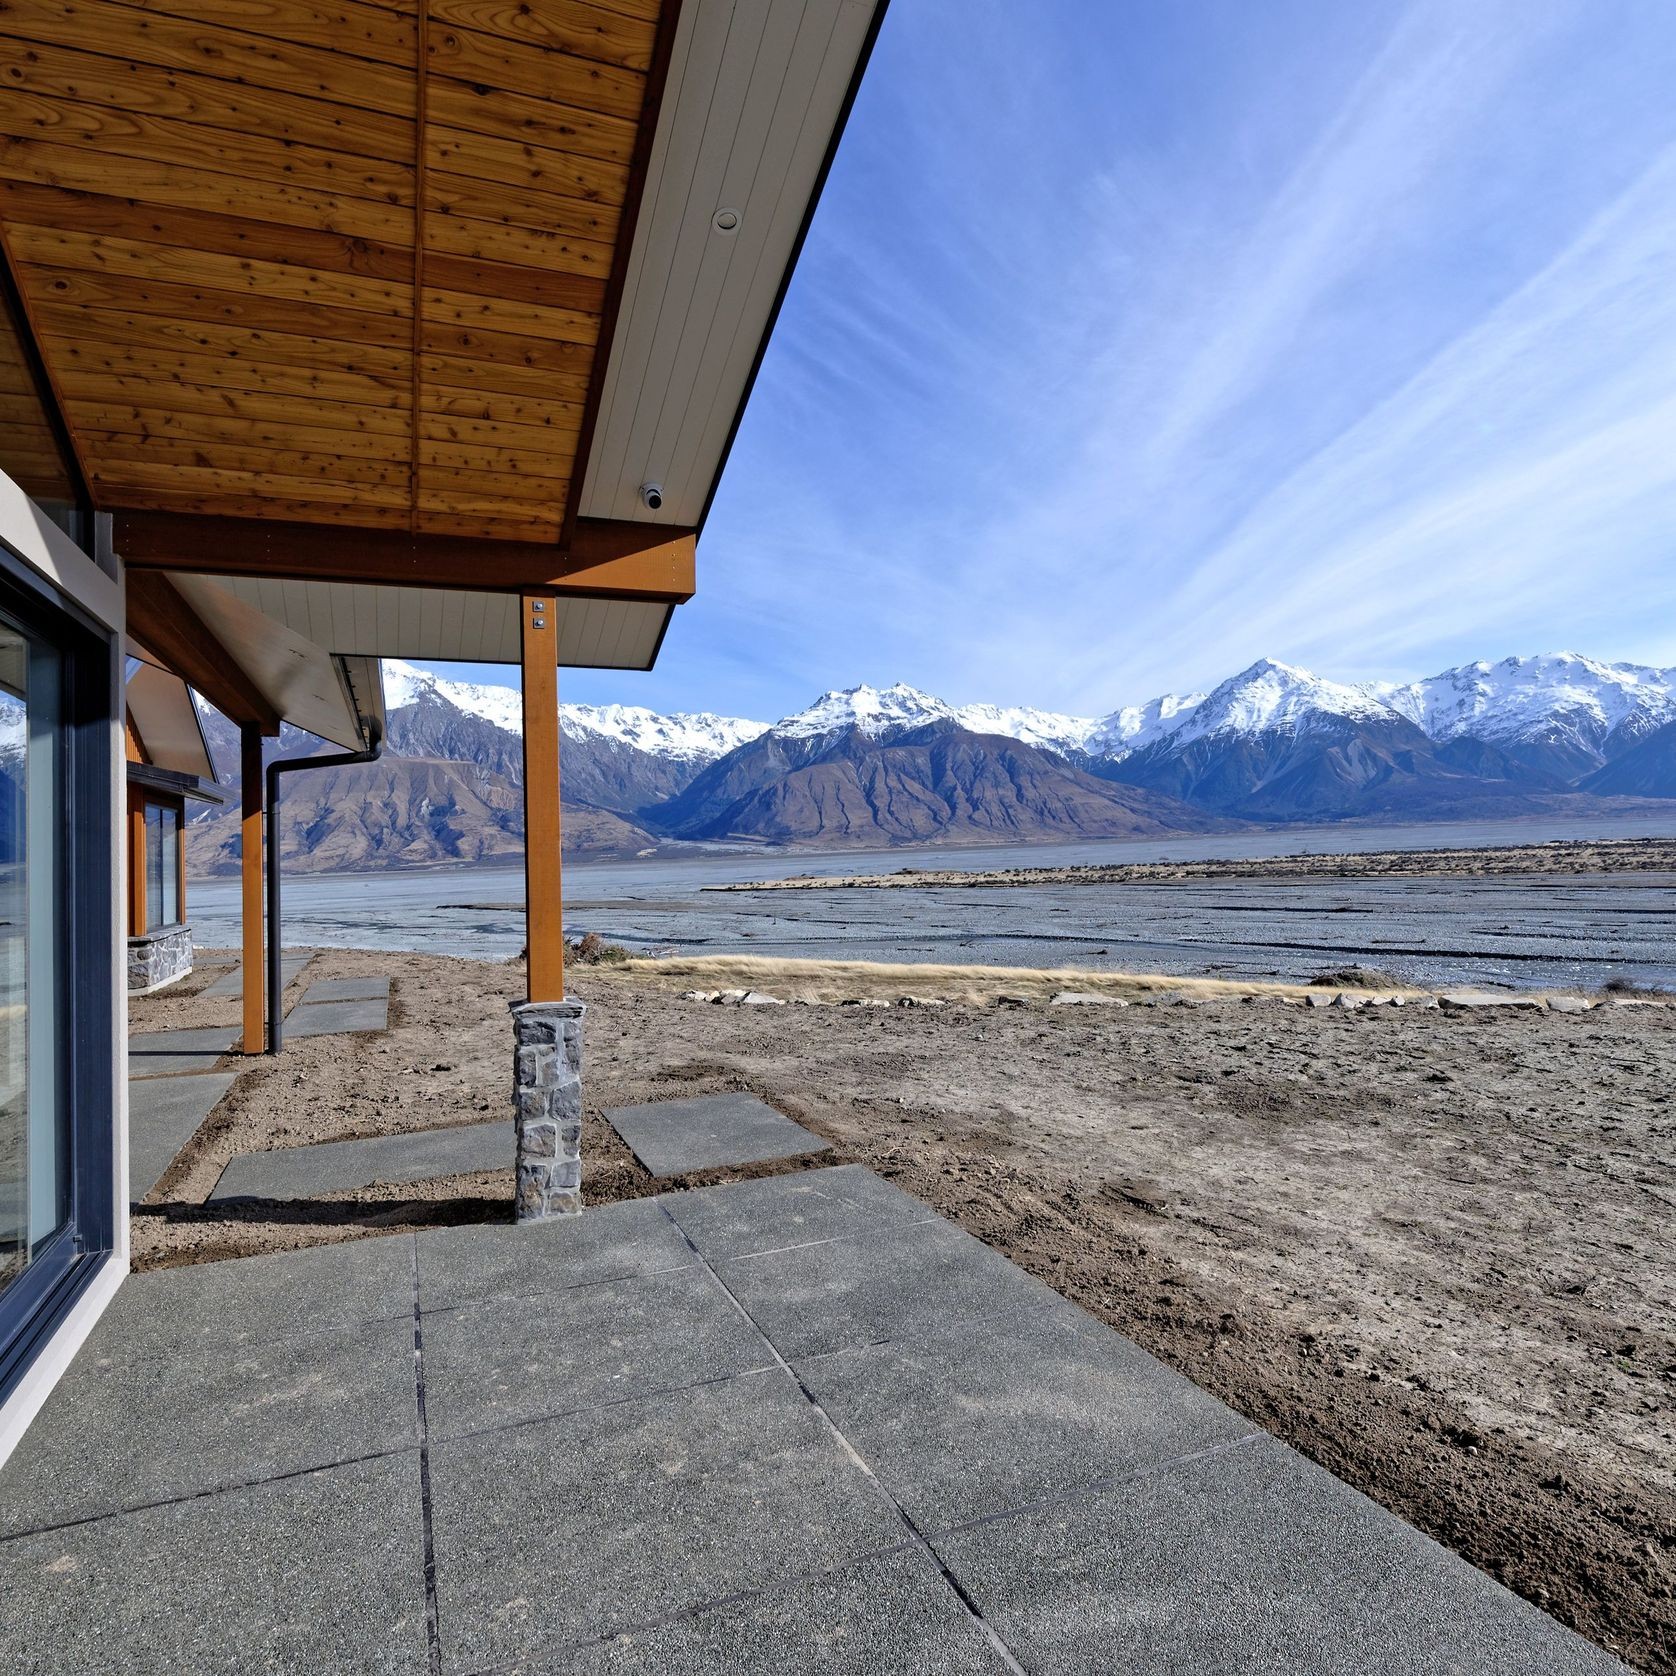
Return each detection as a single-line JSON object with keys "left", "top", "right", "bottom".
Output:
{"left": 177, "top": 807, "right": 187, "bottom": 924}
{"left": 520, "top": 593, "right": 564, "bottom": 1002}
{"left": 126, "top": 788, "right": 148, "bottom": 939}
{"left": 239, "top": 722, "right": 265, "bottom": 1053}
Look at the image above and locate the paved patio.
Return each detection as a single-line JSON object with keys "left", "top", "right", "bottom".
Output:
{"left": 0, "top": 1166, "right": 1625, "bottom": 1675}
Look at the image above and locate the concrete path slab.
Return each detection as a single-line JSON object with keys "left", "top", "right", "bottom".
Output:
{"left": 716, "top": 1211, "right": 1056, "bottom": 1361}
{"left": 799, "top": 1300, "right": 1256, "bottom": 1530}
{"left": 209, "top": 1119, "right": 510, "bottom": 1203}
{"left": 427, "top": 1370, "right": 903, "bottom": 1671}
{"left": 563, "top": 1545, "right": 1006, "bottom": 1675}
{"left": 415, "top": 1193, "right": 695, "bottom": 1312}
{"left": 934, "top": 1434, "right": 1625, "bottom": 1674}
{"left": 284, "top": 994, "right": 389, "bottom": 1037}
{"left": 0, "top": 1314, "right": 415, "bottom": 1537}
{"left": 126, "top": 1024, "right": 239, "bottom": 1079}
{"left": 421, "top": 1263, "right": 772, "bottom": 1441}
{"left": 663, "top": 1162, "right": 934, "bottom": 1260}
{"left": 297, "top": 975, "right": 390, "bottom": 1003}
{"left": 0, "top": 1452, "right": 427, "bottom": 1676}
{"left": 79, "top": 1233, "right": 415, "bottom": 1369}
{"left": 127, "top": 1071, "right": 237, "bottom": 1199}
{"left": 198, "top": 952, "right": 312, "bottom": 998}
{"left": 606, "top": 1091, "right": 829, "bottom": 1176}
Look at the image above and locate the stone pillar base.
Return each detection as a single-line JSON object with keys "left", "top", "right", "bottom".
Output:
{"left": 510, "top": 997, "right": 585, "bottom": 1222}
{"left": 128, "top": 923, "right": 194, "bottom": 995}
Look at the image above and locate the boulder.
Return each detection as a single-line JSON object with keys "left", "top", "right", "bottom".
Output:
{"left": 1438, "top": 991, "right": 1543, "bottom": 1012}
{"left": 711, "top": 989, "right": 750, "bottom": 1005}
{"left": 1306, "top": 994, "right": 1332, "bottom": 1009}
{"left": 1049, "top": 992, "right": 1128, "bottom": 1007}
{"left": 1546, "top": 995, "right": 1593, "bottom": 1014}
{"left": 681, "top": 990, "right": 719, "bottom": 1002}
{"left": 895, "top": 995, "right": 947, "bottom": 1008}
{"left": 993, "top": 994, "right": 1029, "bottom": 1008}
{"left": 739, "top": 991, "right": 785, "bottom": 1006}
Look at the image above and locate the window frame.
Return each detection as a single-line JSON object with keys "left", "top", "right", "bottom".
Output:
{"left": 0, "top": 539, "right": 117, "bottom": 1409}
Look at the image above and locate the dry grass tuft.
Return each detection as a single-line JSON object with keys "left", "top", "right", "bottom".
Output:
{"left": 613, "top": 953, "right": 1423, "bottom": 1004}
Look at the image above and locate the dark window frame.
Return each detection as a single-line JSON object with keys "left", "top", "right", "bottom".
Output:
{"left": 0, "top": 537, "right": 118, "bottom": 1408}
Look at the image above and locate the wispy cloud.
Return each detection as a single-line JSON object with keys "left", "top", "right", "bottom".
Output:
{"left": 559, "top": 0, "right": 1676, "bottom": 722}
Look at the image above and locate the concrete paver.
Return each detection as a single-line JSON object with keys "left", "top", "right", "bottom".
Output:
{"left": 209, "top": 1119, "right": 510, "bottom": 1203}
{"left": 662, "top": 1162, "right": 933, "bottom": 1260}
{"left": 284, "top": 995, "right": 389, "bottom": 1037}
{"left": 428, "top": 1370, "right": 903, "bottom": 1671}
{"left": 198, "top": 953, "right": 313, "bottom": 998}
{"left": 933, "top": 1435, "right": 1626, "bottom": 1674}
{"left": 127, "top": 1072, "right": 237, "bottom": 1198}
{"left": 422, "top": 1262, "right": 772, "bottom": 1441}
{"left": 0, "top": 1453, "right": 427, "bottom": 1676}
{"left": 127, "top": 1025, "right": 240, "bottom": 1079}
{"left": 605, "top": 1092, "right": 829, "bottom": 1177}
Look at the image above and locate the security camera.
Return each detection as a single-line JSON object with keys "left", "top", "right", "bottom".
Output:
{"left": 640, "top": 482, "right": 664, "bottom": 512}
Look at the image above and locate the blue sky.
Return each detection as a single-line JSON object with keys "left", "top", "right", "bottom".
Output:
{"left": 445, "top": 0, "right": 1676, "bottom": 724}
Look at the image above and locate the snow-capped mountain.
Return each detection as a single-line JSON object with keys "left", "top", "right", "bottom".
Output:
{"left": 951, "top": 702, "right": 1100, "bottom": 756}
{"left": 562, "top": 704, "right": 768, "bottom": 763}
{"left": 1144, "top": 659, "right": 1389, "bottom": 748}
{"left": 382, "top": 659, "right": 765, "bottom": 766}
{"left": 1085, "top": 692, "right": 1206, "bottom": 760}
{"left": 1102, "top": 660, "right": 1463, "bottom": 819}
{"left": 382, "top": 659, "right": 525, "bottom": 735}
{"left": 1372, "top": 653, "right": 1676, "bottom": 779}
{"left": 771, "top": 682, "right": 955, "bottom": 740}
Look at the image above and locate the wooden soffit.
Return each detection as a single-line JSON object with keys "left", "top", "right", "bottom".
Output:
{"left": 0, "top": 0, "right": 680, "bottom": 541}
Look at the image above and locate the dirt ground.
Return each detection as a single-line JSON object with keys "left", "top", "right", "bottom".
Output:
{"left": 131, "top": 948, "right": 1673, "bottom": 1673}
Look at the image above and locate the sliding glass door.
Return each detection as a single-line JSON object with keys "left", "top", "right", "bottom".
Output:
{"left": 0, "top": 608, "right": 65, "bottom": 1304}
{"left": 0, "top": 546, "right": 113, "bottom": 1408}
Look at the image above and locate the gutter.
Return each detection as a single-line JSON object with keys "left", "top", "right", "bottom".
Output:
{"left": 264, "top": 720, "right": 383, "bottom": 1054}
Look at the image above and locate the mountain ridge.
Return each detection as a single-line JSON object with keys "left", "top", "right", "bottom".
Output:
{"left": 185, "top": 649, "right": 1676, "bottom": 872}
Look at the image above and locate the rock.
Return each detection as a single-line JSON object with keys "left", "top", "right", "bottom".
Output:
{"left": 1049, "top": 992, "right": 1127, "bottom": 1006}
{"left": 993, "top": 994, "right": 1029, "bottom": 1008}
{"left": 1389, "top": 996, "right": 1406, "bottom": 1007}
{"left": 1546, "top": 995, "right": 1593, "bottom": 1014}
{"left": 840, "top": 997, "right": 891, "bottom": 1008}
{"left": 738, "top": 991, "right": 784, "bottom": 1006}
{"left": 711, "top": 989, "right": 750, "bottom": 1005}
{"left": 1439, "top": 991, "right": 1543, "bottom": 1012}
{"left": 1332, "top": 993, "right": 1366, "bottom": 1009}
{"left": 681, "top": 990, "right": 718, "bottom": 1002}
{"left": 895, "top": 995, "right": 947, "bottom": 1008}
{"left": 1306, "top": 994, "right": 1332, "bottom": 1009}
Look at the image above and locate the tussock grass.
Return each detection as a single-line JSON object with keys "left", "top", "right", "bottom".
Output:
{"left": 613, "top": 953, "right": 1422, "bottom": 1004}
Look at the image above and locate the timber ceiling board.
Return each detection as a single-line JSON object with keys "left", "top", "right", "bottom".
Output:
{"left": 0, "top": 283, "right": 73, "bottom": 500}
{"left": 0, "top": 0, "right": 667, "bottom": 537}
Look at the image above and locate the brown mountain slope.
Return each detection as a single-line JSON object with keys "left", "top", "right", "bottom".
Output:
{"left": 657, "top": 722, "right": 1241, "bottom": 846}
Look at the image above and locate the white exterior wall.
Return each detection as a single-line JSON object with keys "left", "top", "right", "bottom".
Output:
{"left": 0, "top": 474, "right": 129, "bottom": 1470}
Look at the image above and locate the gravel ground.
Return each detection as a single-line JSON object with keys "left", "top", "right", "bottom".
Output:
{"left": 132, "top": 949, "right": 1673, "bottom": 1673}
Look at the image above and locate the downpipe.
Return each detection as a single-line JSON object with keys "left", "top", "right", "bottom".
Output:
{"left": 265, "top": 720, "right": 383, "bottom": 1054}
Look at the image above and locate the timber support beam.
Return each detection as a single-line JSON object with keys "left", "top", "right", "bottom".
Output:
{"left": 125, "top": 571, "right": 281, "bottom": 735}
{"left": 112, "top": 513, "right": 696, "bottom": 603}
